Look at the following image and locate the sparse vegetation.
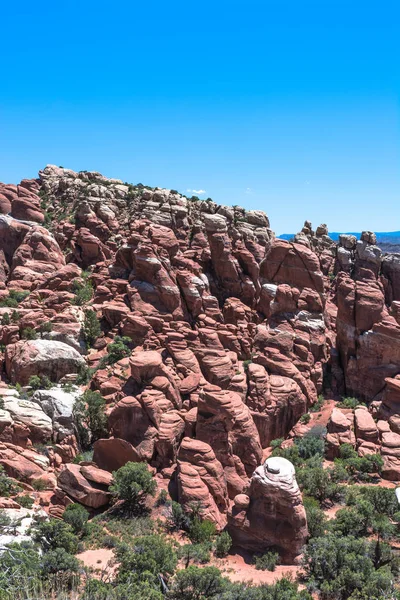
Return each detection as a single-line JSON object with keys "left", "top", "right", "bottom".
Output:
{"left": 83, "top": 308, "right": 101, "bottom": 347}
{"left": 254, "top": 550, "right": 280, "bottom": 571}
{"left": 73, "top": 389, "right": 108, "bottom": 450}
{"left": 110, "top": 461, "right": 157, "bottom": 513}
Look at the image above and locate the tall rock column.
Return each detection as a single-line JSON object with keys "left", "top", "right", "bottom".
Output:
{"left": 228, "top": 456, "right": 308, "bottom": 564}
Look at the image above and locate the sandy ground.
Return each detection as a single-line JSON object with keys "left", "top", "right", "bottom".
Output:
{"left": 216, "top": 550, "right": 302, "bottom": 585}
{"left": 77, "top": 548, "right": 115, "bottom": 577}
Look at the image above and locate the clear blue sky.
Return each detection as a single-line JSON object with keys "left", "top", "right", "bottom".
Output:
{"left": 1, "top": 1, "right": 399, "bottom": 234}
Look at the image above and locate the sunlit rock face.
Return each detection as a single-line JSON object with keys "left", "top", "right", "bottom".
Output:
{"left": 227, "top": 456, "right": 308, "bottom": 564}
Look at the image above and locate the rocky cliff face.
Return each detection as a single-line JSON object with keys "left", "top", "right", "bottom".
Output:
{"left": 1, "top": 165, "right": 400, "bottom": 559}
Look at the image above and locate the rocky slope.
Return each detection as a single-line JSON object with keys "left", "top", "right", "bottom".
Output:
{"left": 1, "top": 165, "right": 400, "bottom": 561}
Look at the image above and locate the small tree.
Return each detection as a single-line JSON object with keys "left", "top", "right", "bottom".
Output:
{"left": 105, "top": 335, "right": 131, "bottom": 365}
{"left": 0, "top": 465, "right": 20, "bottom": 497}
{"left": 254, "top": 550, "right": 280, "bottom": 571}
{"left": 73, "top": 390, "right": 108, "bottom": 450}
{"left": 21, "top": 327, "right": 38, "bottom": 340}
{"left": 41, "top": 547, "right": 80, "bottom": 575}
{"left": 116, "top": 534, "right": 177, "bottom": 585}
{"left": 72, "top": 279, "right": 93, "bottom": 305}
{"left": 83, "top": 309, "right": 101, "bottom": 348}
{"left": 28, "top": 375, "right": 52, "bottom": 391}
{"left": 215, "top": 531, "right": 232, "bottom": 557}
{"left": 110, "top": 462, "right": 157, "bottom": 512}
{"left": 188, "top": 518, "right": 217, "bottom": 544}
{"left": 169, "top": 566, "right": 226, "bottom": 600}
{"left": 1, "top": 313, "right": 10, "bottom": 326}
{"left": 33, "top": 519, "right": 79, "bottom": 554}
{"left": 63, "top": 503, "right": 89, "bottom": 536}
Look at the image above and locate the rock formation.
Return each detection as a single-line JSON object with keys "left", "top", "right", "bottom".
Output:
{"left": 2, "top": 165, "right": 400, "bottom": 563}
{"left": 228, "top": 456, "right": 308, "bottom": 564}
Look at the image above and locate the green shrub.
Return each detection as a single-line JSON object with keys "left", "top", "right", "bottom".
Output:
{"left": 169, "top": 566, "right": 226, "bottom": 600}
{"left": 303, "top": 497, "right": 327, "bottom": 539}
{"left": 302, "top": 534, "right": 399, "bottom": 599}
{"left": 309, "top": 395, "right": 325, "bottom": 412}
{"left": 82, "top": 579, "right": 112, "bottom": 600}
{"left": 338, "top": 396, "right": 365, "bottom": 409}
{"left": 1, "top": 313, "right": 10, "bottom": 326}
{"left": 83, "top": 308, "right": 101, "bottom": 347}
{"left": 105, "top": 335, "right": 131, "bottom": 365}
{"left": 188, "top": 518, "right": 216, "bottom": 544}
{"left": 0, "top": 510, "right": 12, "bottom": 532}
{"left": 28, "top": 375, "right": 52, "bottom": 391}
{"left": 270, "top": 437, "right": 283, "bottom": 450}
{"left": 0, "top": 541, "right": 41, "bottom": 596}
{"left": 116, "top": 534, "right": 177, "bottom": 584}
{"left": 21, "top": 327, "right": 37, "bottom": 340}
{"left": 110, "top": 461, "right": 157, "bottom": 513}
{"left": 336, "top": 444, "right": 383, "bottom": 481}
{"left": 41, "top": 547, "right": 80, "bottom": 576}
{"left": 63, "top": 503, "right": 89, "bottom": 536}
{"left": 39, "top": 321, "right": 53, "bottom": 334}
{"left": 300, "top": 413, "right": 311, "bottom": 424}
{"left": 297, "top": 465, "right": 342, "bottom": 503}
{"left": 215, "top": 531, "right": 232, "bottom": 557}
{"left": 156, "top": 488, "right": 169, "bottom": 506}
{"left": 169, "top": 501, "right": 190, "bottom": 531}
{"left": 178, "top": 542, "right": 211, "bottom": 566}
{"left": 17, "top": 495, "right": 34, "bottom": 509}
{"left": 0, "top": 290, "right": 29, "bottom": 308}
{"left": 33, "top": 519, "right": 79, "bottom": 554}
{"left": 31, "top": 478, "right": 47, "bottom": 491}
{"left": 73, "top": 389, "right": 108, "bottom": 450}
{"left": 72, "top": 279, "right": 93, "bottom": 305}
{"left": 254, "top": 550, "right": 280, "bottom": 571}
{"left": 0, "top": 465, "right": 20, "bottom": 497}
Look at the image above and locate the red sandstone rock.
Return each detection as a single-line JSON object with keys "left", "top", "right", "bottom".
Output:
{"left": 177, "top": 437, "right": 229, "bottom": 529}
{"left": 57, "top": 463, "right": 111, "bottom": 508}
{"left": 228, "top": 456, "right": 308, "bottom": 564}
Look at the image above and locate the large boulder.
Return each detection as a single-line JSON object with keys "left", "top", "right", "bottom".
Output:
{"left": 2, "top": 396, "right": 52, "bottom": 442}
{"left": 228, "top": 456, "right": 308, "bottom": 564}
{"left": 57, "top": 463, "right": 111, "bottom": 508}
{"left": 31, "top": 387, "right": 80, "bottom": 441}
{"left": 5, "top": 339, "right": 86, "bottom": 385}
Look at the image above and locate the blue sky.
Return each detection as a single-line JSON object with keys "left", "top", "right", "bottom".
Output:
{"left": 1, "top": 1, "right": 399, "bottom": 234}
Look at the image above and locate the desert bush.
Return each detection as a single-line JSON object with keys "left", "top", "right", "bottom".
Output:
{"left": 72, "top": 279, "right": 93, "bottom": 305}
{"left": 33, "top": 519, "right": 79, "bottom": 554}
{"left": 21, "top": 327, "right": 37, "bottom": 340}
{"left": 0, "top": 465, "right": 20, "bottom": 497}
{"left": 254, "top": 550, "right": 280, "bottom": 571}
{"left": 169, "top": 566, "right": 226, "bottom": 600}
{"left": 17, "top": 495, "right": 34, "bottom": 509}
{"left": 28, "top": 375, "right": 52, "bottom": 391}
{"left": 110, "top": 461, "right": 157, "bottom": 513}
{"left": 116, "top": 534, "right": 177, "bottom": 586}
{"left": 73, "top": 389, "right": 108, "bottom": 449}
{"left": 338, "top": 396, "right": 365, "bottom": 409}
{"left": 188, "top": 517, "right": 217, "bottom": 544}
{"left": 83, "top": 308, "right": 101, "bottom": 347}
{"left": 105, "top": 335, "right": 131, "bottom": 365}
{"left": 178, "top": 542, "right": 211, "bottom": 566}
{"left": 63, "top": 503, "right": 89, "bottom": 536}
{"left": 215, "top": 531, "right": 232, "bottom": 557}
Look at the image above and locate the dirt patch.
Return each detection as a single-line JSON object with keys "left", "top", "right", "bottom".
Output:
{"left": 212, "top": 549, "right": 302, "bottom": 586}
{"left": 77, "top": 548, "right": 115, "bottom": 578}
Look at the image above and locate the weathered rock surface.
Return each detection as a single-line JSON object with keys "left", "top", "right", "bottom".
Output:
{"left": 57, "top": 463, "right": 111, "bottom": 508}
{"left": 5, "top": 340, "right": 85, "bottom": 385}
{"left": 228, "top": 456, "right": 308, "bottom": 563}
